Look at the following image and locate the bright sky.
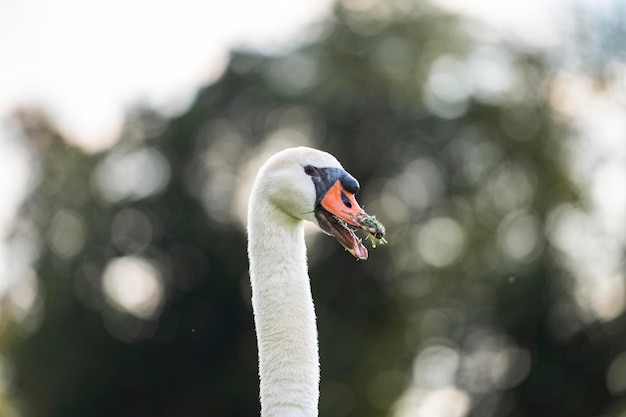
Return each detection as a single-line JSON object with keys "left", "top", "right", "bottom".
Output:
{"left": 0, "top": 0, "right": 607, "bottom": 150}
{"left": 0, "top": 0, "right": 334, "bottom": 150}
{"left": 433, "top": 0, "right": 570, "bottom": 46}
{"left": 0, "top": 0, "right": 334, "bottom": 287}
{"left": 0, "top": 0, "right": 624, "bottom": 303}
{"left": 0, "top": 3, "right": 621, "bottom": 229}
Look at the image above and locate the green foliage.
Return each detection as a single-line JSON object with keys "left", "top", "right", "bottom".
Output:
{"left": 3, "top": 3, "right": 622, "bottom": 417}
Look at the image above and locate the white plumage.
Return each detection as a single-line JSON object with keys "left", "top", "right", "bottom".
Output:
{"left": 247, "top": 147, "right": 382, "bottom": 417}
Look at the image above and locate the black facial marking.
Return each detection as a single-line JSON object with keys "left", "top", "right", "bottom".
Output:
{"left": 311, "top": 167, "right": 360, "bottom": 205}
{"left": 340, "top": 175, "right": 359, "bottom": 194}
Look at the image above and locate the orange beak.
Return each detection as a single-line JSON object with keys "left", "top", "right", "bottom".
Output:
{"left": 313, "top": 172, "right": 385, "bottom": 260}
{"left": 319, "top": 180, "right": 366, "bottom": 228}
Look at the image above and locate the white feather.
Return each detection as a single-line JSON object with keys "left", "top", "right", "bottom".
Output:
{"left": 247, "top": 147, "right": 343, "bottom": 417}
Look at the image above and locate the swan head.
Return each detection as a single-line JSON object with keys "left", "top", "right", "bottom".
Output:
{"left": 254, "top": 146, "right": 384, "bottom": 260}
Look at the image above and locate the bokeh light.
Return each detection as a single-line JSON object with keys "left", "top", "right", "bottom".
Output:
{"left": 101, "top": 256, "right": 165, "bottom": 320}
{"left": 48, "top": 209, "right": 86, "bottom": 259}
{"left": 417, "top": 217, "right": 466, "bottom": 268}
{"left": 607, "top": 353, "right": 626, "bottom": 396}
{"left": 424, "top": 55, "right": 471, "bottom": 119}
{"left": 91, "top": 146, "right": 171, "bottom": 203}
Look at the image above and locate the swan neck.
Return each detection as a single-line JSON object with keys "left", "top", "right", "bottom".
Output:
{"left": 248, "top": 198, "right": 319, "bottom": 417}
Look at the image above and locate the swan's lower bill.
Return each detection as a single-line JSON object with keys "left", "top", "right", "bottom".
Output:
{"left": 314, "top": 207, "right": 369, "bottom": 260}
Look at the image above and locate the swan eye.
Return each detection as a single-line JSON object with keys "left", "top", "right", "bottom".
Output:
{"left": 304, "top": 165, "right": 317, "bottom": 176}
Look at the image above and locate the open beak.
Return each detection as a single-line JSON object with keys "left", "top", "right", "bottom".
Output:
{"left": 314, "top": 180, "right": 384, "bottom": 260}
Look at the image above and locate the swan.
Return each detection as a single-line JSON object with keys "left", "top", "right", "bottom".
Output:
{"left": 247, "top": 147, "right": 385, "bottom": 417}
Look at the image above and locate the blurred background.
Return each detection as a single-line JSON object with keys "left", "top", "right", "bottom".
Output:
{"left": 1, "top": 0, "right": 626, "bottom": 416}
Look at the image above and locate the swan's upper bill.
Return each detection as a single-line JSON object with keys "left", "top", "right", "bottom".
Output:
{"left": 313, "top": 169, "right": 374, "bottom": 260}
{"left": 254, "top": 146, "right": 385, "bottom": 260}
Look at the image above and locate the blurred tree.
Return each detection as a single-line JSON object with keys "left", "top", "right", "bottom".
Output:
{"left": 3, "top": 1, "right": 625, "bottom": 417}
